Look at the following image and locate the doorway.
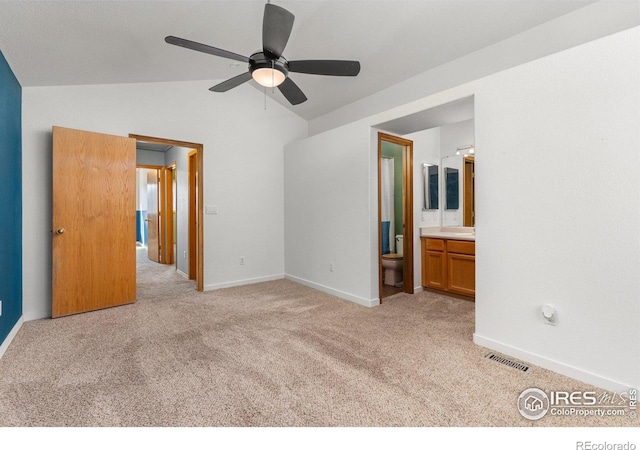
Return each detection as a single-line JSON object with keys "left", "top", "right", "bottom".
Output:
{"left": 378, "top": 132, "right": 414, "bottom": 301}
{"left": 137, "top": 165, "right": 164, "bottom": 263}
{"left": 131, "top": 134, "right": 204, "bottom": 291}
{"left": 188, "top": 150, "right": 198, "bottom": 281}
{"left": 137, "top": 163, "right": 177, "bottom": 265}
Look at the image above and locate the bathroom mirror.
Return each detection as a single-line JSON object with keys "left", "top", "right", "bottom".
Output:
{"left": 445, "top": 167, "right": 459, "bottom": 210}
{"left": 422, "top": 163, "right": 439, "bottom": 210}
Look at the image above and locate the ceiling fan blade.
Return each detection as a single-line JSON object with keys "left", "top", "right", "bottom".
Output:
{"left": 165, "top": 36, "right": 249, "bottom": 63}
{"left": 288, "top": 60, "right": 361, "bottom": 76}
{"left": 209, "top": 72, "right": 252, "bottom": 92}
{"left": 277, "top": 77, "right": 307, "bottom": 105}
{"left": 262, "top": 3, "right": 294, "bottom": 59}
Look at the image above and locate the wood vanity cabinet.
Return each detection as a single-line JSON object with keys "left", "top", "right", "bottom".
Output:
{"left": 422, "top": 238, "right": 446, "bottom": 290}
{"left": 421, "top": 237, "right": 475, "bottom": 299}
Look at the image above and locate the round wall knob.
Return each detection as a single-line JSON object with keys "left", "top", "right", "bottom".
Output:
{"left": 56, "top": 228, "right": 65, "bottom": 235}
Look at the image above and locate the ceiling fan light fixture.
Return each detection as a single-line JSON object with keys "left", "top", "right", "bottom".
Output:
{"left": 166, "top": 3, "right": 360, "bottom": 105}
{"left": 252, "top": 67, "right": 286, "bottom": 88}
{"left": 249, "top": 53, "right": 288, "bottom": 88}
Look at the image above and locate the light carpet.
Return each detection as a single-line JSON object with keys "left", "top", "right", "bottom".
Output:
{"left": 0, "top": 248, "right": 635, "bottom": 427}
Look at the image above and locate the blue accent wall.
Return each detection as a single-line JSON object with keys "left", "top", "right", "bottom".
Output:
{"left": 0, "top": 50, "right": 22, "bottom": 345}
{"left": 136, "top": 210, "right": 148, "bottom": 244}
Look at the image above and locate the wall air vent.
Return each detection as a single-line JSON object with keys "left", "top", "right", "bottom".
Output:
{"left": 486, "top": 353, "right": 530, "bottom": 373}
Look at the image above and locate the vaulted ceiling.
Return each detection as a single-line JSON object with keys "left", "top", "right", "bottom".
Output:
{"left": 0, "top": 1, "right": 602, "bottom": 121}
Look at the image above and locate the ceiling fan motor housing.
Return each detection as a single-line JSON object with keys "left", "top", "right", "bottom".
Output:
{"left": 250, "top": 52, "right": 289, "bottom": 79}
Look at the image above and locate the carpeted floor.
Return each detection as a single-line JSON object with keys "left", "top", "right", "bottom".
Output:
{"left": 0, "top": 247, "right": 635, "bottom": 427}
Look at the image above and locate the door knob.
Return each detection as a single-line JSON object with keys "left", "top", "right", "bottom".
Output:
{"left": 56, "top": 228, "right": 65, "bottom": 235}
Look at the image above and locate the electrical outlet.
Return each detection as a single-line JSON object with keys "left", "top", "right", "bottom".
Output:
{"left": 240, "top": 256, "right": 245, "bottom": 265}
{"left": 329, "top": 262, "right": 334, "bottom": 272}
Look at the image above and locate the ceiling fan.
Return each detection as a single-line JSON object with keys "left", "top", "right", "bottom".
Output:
{"left": 165, "top": 2, "right": 360, "bottom": 105}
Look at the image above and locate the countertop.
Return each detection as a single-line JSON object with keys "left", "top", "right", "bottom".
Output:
{"left": 420, "top": 227, "right": 475, "bottom": 241}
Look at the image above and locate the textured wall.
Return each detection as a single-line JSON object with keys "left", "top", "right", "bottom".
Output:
{"left": 284, "top": 27, "right": 640, "bottom": 391}
{"left": 22, "top": 80, "right": 307, "bottom": 319}
{"left": 0, "top": 50, "right": 22, "bottom": 345}
{"left": 473, "top": 27, "right": 640, "bottom": 392}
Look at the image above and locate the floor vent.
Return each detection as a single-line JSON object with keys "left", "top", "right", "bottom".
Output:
{"left": 486, "top": 353, "right": 530, "bottom": 373}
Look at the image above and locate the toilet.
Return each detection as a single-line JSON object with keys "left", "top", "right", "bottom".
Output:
{"left": 382, "top": 235, "right": 403, "bottom": 287}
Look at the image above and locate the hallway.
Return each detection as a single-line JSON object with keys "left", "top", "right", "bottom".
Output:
{"left": 136, "top": 245, "right": 196, "bottom": 301}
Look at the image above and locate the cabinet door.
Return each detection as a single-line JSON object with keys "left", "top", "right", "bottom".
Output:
{"left": 447, "top": 253, "right": 475, "bottom": 297}
{"left": 425, "top": 250, "right": 446, "bottom": 290}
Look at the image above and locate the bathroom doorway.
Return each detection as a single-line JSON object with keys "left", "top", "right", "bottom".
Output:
{"left": 378, "top": 132, "right": 414, "bottom": 301}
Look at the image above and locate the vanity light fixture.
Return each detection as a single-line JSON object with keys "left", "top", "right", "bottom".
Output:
{"left": 456, "top": 145, "right": 475, "bottom": 156}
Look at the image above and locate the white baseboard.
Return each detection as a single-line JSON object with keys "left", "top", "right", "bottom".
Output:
{"left": 285, "top": 275, "right": 380, "bottom": 308}
{"left": 176, "top": 269, "right": 189, "bottom": 279}
{"left": 0, "top": 316, "right": 24, "bottom": 360}
{"left": 204, "top": 274, "right": 284, "bottom": 291}
{"left": 24, "top": 309, "right": 50, "bottom": 321}
{"left": 473, "top": 333, "right": 633, "bottom": 393}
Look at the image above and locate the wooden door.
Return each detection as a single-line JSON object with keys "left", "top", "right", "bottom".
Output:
{"left": 146, "top": 169, "right": 161, "bottom": 263}
{"left": 464, "top": 157, "right": 475, "bottom": 227}
{"left": 163, "top": 165, "right": 176, "bottom": 265}
{"left": 188, "top": 150, "right": 197, "bottom": 280}
{"left": 52, "top": 126, "right": 136, "bottom": 318}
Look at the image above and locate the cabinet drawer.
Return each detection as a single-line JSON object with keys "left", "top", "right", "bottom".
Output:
{"left": 425, "top": 238, "right": 445, "bottom": 251}
{"left": 447, "top": 240, "right": 475, "bottom": 255}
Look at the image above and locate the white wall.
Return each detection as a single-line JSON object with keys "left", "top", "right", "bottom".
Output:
{"left": 406, "top": 127, "right": 440, "bottom": 289}
{"left": 136, "top": 169, "right": 147, "bottom": 211}
{"left": 284, "top": 123, "right": 376, "bottom": 306}
{"left": 473, "top": 27, "right": 640, "bottom": 392}
{"left": 440, "top": 120, "right": 475, "bottom": 227}
{"left": 165, "top": 145, "right": 190, "bottom": 276}
{"left": 136, "top": 149, "right": 164, "bottom": 166}
{"left": 284, "top": 27, "right": 640, "bottom": 391}
{"left": 22, "top": 80, "right": 307, "bottom": 319}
